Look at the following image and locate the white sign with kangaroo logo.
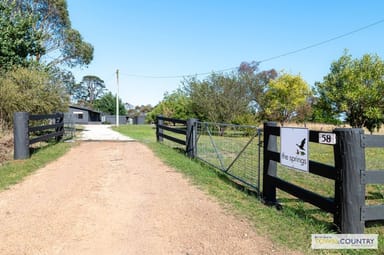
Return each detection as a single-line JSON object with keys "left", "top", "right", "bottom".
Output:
{"left": 280, "top": 127, "right": 309, "bottom": 172}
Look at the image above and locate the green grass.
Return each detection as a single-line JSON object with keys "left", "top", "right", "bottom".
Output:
{"left": 0, "top": 141, "right": 74, "bottom": 191}
{"left": 114, "top": 124, "right": 383, "bottom": 255}
{"left": 0, "top": 124, "right": 82, "bottom": 191}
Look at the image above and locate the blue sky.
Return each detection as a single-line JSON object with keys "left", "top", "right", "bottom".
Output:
{"left": 67, "top": 1, "right": 384, "bottom": 106}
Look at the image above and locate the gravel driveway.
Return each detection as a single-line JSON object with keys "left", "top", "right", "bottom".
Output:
{"left": 78, "top": 124, "right": 134, "bottom": 141}
{"left": 0, "top": 127, "right": 301, "bottom": 254}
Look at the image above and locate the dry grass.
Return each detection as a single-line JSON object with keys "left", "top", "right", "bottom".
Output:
{"left": 0, "top": 128, "right": 13, "bottom": 165}
{"left": 285, "top": 122, "right": 343, "bottom": 132}
{"left": 279, "top": 122, "right": 384, "bottom": 134}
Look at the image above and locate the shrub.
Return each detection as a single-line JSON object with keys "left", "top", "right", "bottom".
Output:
{"left": 0, "top": 67, "right": 69, "bottom": 128}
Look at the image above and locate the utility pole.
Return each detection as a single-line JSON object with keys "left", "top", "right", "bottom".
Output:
{"left": 116, "top": 69, "right": 119, "bottom": 127}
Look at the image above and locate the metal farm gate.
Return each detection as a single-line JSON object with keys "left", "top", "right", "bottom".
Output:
{"left": 155, "top": 116, "right": 263, "bottom": 193}
{"left": 196, "top": 121, "right": 262, "bottom": 193}
{"left": 156, "top": 116, "right": 384, "bottom": 234}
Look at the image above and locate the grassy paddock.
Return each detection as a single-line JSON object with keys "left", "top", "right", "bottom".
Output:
{"left": 115, "top": 124, "right": 383, "bottom": 254}
{"left": 284, "top": 121, "right": 384, "bottom": 135}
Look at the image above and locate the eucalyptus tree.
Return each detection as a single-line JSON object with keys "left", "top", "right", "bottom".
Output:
{"left": 184, "top": 73, "right": 250, "bottom": 124}
{"left": 238, "top": 61, "right": 278, "bottom": 116}
{"left": 13, "top": 0, "right": 93, "bottom": 68}
{"left": 74, "top": 75, "right": 106, "bottom": 105}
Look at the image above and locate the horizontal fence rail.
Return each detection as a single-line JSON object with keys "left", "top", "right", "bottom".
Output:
{"left": 156, "top": 116, "right": 384, "bottom": 234}
{"left": 156, "top": 116, "right": 188, "bottom": 147}
{"left": 29, "top": 113, "right": 63, "bottom": 121}
{"left": 156, "top": 116, "right": 187, "bottom": 125}
{"left": 362, "top": 134, "right": 384, "bottom": 148}
{"left": 264, "top": 123, "right": 384, "bottom": 234}
{"left": 263, "top": 123, "right": 337, "bottom": 215}
{"left": 155, "top": 116, "right": 197, "bottom": 158}
{"left": 359, "top": 134, "right": 384, "bottom": 223}
{"left": 14, "top": 112, "right": 64, "bottom": 159}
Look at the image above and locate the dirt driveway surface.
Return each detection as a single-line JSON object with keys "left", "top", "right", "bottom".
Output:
{"left": 0, "top": 136, "right": 301, "bottom": 254}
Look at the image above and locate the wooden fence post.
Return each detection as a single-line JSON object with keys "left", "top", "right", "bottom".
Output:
{"left": 186, "top": 118, "right": 197, "bottom": 158}
{"left": 156, "top": 115, "right": 163, "bottom": 142}
{"left": 13, "top": 112, "right": 30, "bottom": 159}
{"left": 262, "top": 122, "right": 278, "bottom": 205}
{"left": 333, "top": 128, "right": 365, "bottom": 233}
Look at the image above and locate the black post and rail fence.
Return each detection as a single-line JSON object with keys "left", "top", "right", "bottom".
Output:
{"left": 13, "top": 112, "right": 64, "bottom": 160}
{"left": 263, "top": 122, "right": 384, "bottom": 234}
{"left": 155, "top": 116, "right": 383, "bottom": 233}
{"left": 156, "top": 115, "right": 197, "bottom": 158}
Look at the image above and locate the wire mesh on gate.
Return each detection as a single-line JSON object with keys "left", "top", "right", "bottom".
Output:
{"left": 63, "top": 113, "right": 75, "bottom": 140}
{"left": 196, "top": 121, "right": 262, "bottom": 193}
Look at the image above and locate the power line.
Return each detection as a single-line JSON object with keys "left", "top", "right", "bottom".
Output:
{"left": 258, "top": 18, "right": 384, "bottom": 63}
{"left": 120, "top": 18, "right": 384, "bottom": 79}
{"left": 120, "top": 66, "right": 235, "bottom": 79}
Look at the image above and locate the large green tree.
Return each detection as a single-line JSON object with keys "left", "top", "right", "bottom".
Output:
{"left": 73, "top": 75, "right": 106, "bottom": 106}
{"left": 263, "top": 73, "right": 312, "bottom": 126}
{"left": 315, "top": 51, "right": 384, "bottom": 132}
{"left": 24, "top": 0, "right": 93, "bottom": 67}
{"left": 3, "top": 0, "right": 93, "bottom": 68}
{"left": 151, "top": 62, "right": 278, "bottom": 125}
{"left": 93, "top": 92, "right": 126, "bottom": 115}
{"left": 0, "top": 1, "right": 44, "bottom": 71}
{"left": 147, "top": 89, "right": 192, "bottom": 123}
{"left": 238, "top": 61, "right": 278, "bottom": 116}
{"left": 310, "top": 83, "right": 342, "bottom": 125}
{"left": 183, "top": 73, "right": 250, "bottom": 123}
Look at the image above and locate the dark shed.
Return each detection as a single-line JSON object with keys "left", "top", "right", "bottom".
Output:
{"left": 67, "top": 105, "right": 101, "bottom": 124}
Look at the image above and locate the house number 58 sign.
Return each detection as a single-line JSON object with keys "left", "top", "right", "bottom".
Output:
{"left": 318, "top": 133, "right": 336, "bottom": 145}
